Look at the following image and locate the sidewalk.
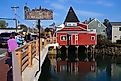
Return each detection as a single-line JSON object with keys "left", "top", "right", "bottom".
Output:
{"left": 0, "top": 57, "right": 12, "bottom": 81}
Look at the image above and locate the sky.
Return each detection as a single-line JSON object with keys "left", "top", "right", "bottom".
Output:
{"left": 0, "top": 0, "right": 121, "bottom": 28}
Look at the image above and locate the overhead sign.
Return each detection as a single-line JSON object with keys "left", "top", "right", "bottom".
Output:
{"left": 24, "top": 6, "right": 53, "bottom": 20}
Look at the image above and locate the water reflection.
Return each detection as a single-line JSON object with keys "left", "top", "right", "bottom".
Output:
{"left": 39, "top": 54, "right": 121, "bottom": 81}
{"left": 57, "top": 61, "right": 96, "bottom": 73}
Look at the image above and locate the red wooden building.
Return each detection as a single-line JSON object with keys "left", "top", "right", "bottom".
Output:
{"left": 56, "top": 7, "right": 96, "bottom": 46}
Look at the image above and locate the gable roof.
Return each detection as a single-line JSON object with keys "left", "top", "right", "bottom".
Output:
{"left": 88, "top": 18, "right": 106, "bottom": 28}
{"left": 78, "top": 22, "right": 88, "bottom": 29}
{"left": 64, "top": 7, "right": 79, "bottom": 23}
{"left": 111, "top": 22, "right": 121, "bottom": 26}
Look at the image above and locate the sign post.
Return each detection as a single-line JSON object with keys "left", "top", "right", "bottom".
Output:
{"left": 24, "top": 5, "right": 53, "bottom": 76}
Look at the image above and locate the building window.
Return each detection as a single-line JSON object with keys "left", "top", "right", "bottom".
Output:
{"left": 76, "top": 35, "right": 78, "bottom": 40}
{"left": 103, "top": 30, "right": 105, "bottom": 32}
{"left": 66, "top": 23, "right": 77, "bottom": 27}
{"left": 98, "top": 23, "right": 101, "bottom": 27}
{"left": 120, "top": 36, "right": 121, "bottom": 39}
{"left": 91, "top": 36, "right": 95, "bottom": 40}
{"left": 67, "top": 24, "right": 71, "bottom": 26}
{"left": 119, "top": 27, "right": 121, "bottom": 31}
{"left": 114, "top": 36, "right": 117, "bottom": 38}
{"left": 60, "top": 35, "right": 66, "bottom": 41}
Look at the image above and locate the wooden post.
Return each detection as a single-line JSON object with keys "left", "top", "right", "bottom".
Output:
{"left": 54, "top": 37, "right": 56, "bottom": 43}
{"left": 36, "top": 40, "right": 39, "bottom": 56}
{"left": 75, "top": 46, "right": 79, "bottom": 61}
{"left": 40, "top": 38, "right": 42, "bottom": 51}
{"left": 66, "top": 46, "right": 68, "bottom": 61}
{"left": 92, "top": 45, "right": 95, "bottom": 61}
{"left": 17, "top": 51, "right": 22, "bottom": 73}
{"left": 28, "top": 43, "right": 32, "bottom": 67}
{"left": 42, "top": 38, "right": 44, "bottom": 49}
{"left": 44, "top": 39, "right": 47, "bottom": 48}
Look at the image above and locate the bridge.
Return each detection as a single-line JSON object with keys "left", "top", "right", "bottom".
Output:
{"left": 11, "top": 37, "right": 58, "bottom": 81}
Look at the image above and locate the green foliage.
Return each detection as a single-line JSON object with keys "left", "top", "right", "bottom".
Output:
{"left": 0, "top": 20, "right": 7, "bottom": 28}
{"left": 45, "top": 27, "right": 51, "bottom": 32}
{"left": 97, "top": 34, "right": 112, "bottom": 47}
{"left": 18, "top": 24, "right": 28, "bottom": 32}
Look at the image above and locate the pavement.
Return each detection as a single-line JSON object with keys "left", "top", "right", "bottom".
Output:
{"left": 0, "top": 48, "right": 7, "bottom": 59}
{"left": 0, "top": 48, "right": 12, "bottom": 81}
{"left": 0, "top": 57, "right": 13, "bottom": 81}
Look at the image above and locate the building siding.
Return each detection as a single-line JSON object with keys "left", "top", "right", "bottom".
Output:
{"left": 88, "top": 19, "right": 106, "bottom": 36}
{"left": 78, "top": 33, "right": 96, "bottom": 45}
{"left": 112, "top": 26, "right": 121, "bottom": 43}
{"left": 57, "top": 32, "right": 96, "bottom": 46}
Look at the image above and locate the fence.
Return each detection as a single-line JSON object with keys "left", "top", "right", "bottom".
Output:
{"left": 12, "top": 38, "right": 49, "bottom": 81}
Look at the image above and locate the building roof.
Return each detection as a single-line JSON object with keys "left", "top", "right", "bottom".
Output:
{"left": 111, "top": 22, "right": 121, "bottom": 26}
{"left": 88, "top": 18, "right": 106, "bottom": 28}
{"left": 64, "top": 7, "right": 79, "bottom": 23}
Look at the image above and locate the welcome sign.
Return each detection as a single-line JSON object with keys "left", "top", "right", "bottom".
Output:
{"left": 24, "top": 6, "right": 53, "bottom": 20}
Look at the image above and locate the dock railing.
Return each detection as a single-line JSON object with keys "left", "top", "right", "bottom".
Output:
{"left": 12, "top": 38, "right": 49, "bottom": 81}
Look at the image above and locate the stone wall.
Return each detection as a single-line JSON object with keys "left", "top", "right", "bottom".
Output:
{"left": 94, "top": 47, "right": 121, "bottom": 56}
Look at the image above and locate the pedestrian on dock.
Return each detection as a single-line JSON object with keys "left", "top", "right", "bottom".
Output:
{"left": 16, "top": 32, "right": 26, "bottom": 47}
{"left": 5, "top": 34, "right": 18, "bottom": 68}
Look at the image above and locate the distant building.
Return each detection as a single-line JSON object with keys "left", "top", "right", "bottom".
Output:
{"left": 88, "top": 18, "right": 107, "bottom": 36}
{"left": 0, "top": 28, "right": 23, "bottom": 33}
{"left": 56, "top": 7, "right": 97, "bottom": 46}
{"left": 111, "top": 22, "right": 121, "bottom": 43}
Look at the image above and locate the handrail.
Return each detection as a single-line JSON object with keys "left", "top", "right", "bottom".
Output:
{"left": 12, "top": 37, "right": 56, "bottom": 81}
{"left": 15, "top": 40, "right": 38, "bottom": 73}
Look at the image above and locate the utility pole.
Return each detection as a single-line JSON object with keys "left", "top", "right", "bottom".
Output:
{"left": 11, "top": 6, "right": 19, "bottom": 32}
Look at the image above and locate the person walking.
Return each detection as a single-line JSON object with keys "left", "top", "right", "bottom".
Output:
{"left": 16, "top": 32, "right": 25, "bottom": 47}
{"left": 6, "top": 34, "right": 18, "bottom": 68}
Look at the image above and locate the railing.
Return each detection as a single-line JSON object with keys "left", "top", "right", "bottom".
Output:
{"left": 12, "top": 38, "right": 49, "bottom": 81}
{"left": 15, "top": 40, "right": 38, "bottom": 73}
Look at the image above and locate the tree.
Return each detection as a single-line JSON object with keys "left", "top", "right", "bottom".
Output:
{"left": 0, "top": 20, "right": 7, "bottom": 28}
{"left": 103, "top": 19, "right": 112, "bottom": 40}
{"left": 18, "top": 24, "right": 28, "bottom": 32}
{"left": 97, "top": 34, "right": 112, "bottom": 48}
{"left": 45, "top": 27, "right": 51, "bottom": 32}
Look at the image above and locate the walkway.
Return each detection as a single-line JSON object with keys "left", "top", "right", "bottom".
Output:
{"left": 0, "top": 57, "right": 12, "bottom": 81}
{"left": 0, "top": 37, "right": 58, "bottom": 81}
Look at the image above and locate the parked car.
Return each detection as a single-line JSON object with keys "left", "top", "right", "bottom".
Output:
{"left": 0, "top": 32, "right": 17, "bottom": 48}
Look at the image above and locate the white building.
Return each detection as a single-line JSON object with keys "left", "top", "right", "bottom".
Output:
{"left": 0, "top": 28, "right": 23, "bottom": 33}
{"left": 111, "top": 22, "right": 121, "bottom": 43}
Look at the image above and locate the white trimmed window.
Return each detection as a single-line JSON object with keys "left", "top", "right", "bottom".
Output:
{"left": 76, "top": 35, "right": 78, "bottom": 40}
{"left": 91, "top": 36, "right": 95, "bottom": 40}
{"left": 60, "top": 35, "right": 66, "bottom": 41}
{"left": 120, "top": 36, "right": 121, "bottom": 39}
{"left": 119, "top": 27, "right": 121, "bottom": 31}
{"left": 66, "top": 23, "right": 77, "bottom": 26}
{"left": 98, "top": 23, "right": 101, "bottom": 27}
{"left": 114, "top": 36, "right": 117, "bottom": 38}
